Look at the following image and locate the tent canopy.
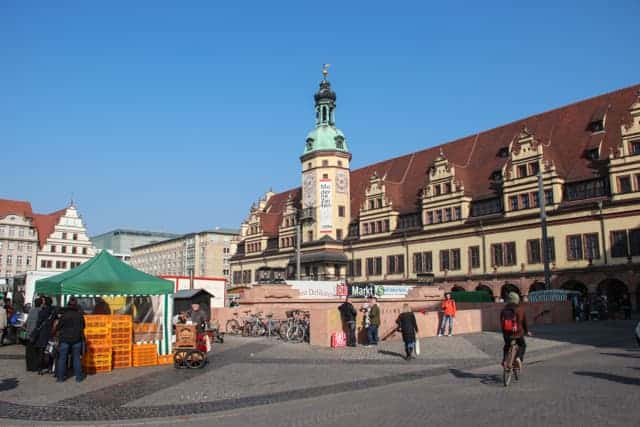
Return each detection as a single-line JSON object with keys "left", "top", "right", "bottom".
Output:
{"left": 35, "top": 251, "right": 174, "bottom": 296}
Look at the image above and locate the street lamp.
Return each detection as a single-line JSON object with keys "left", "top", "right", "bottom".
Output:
{"left": 537, "top": 171, "right": 552, "bottom": 290}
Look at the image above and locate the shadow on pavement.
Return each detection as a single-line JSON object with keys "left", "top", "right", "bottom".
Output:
{"left": 574, "top": 371, "right": 640, "bottom": 386}
{"left": 530, "top": 320, "right": 639, "bottom": 349}
{"left": 378, "top": 350, "right": 405, "bottom": 359}
{"left": 448, "top": 368, "right": 503, "bottom": 385}
{"left": 0, "top": 378, "right": 19, "bottom": 392}
{"left": 600, "top": 352, "right": 640, "bottom": 359}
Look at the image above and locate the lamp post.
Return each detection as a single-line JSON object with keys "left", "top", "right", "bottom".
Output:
{"left": 537, "top": 171, "right": 552, "bottom": 290}
{"left": 597, "top": 200, "right": 607, "bottom": 265}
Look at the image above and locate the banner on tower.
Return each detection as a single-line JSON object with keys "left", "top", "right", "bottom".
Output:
{"left": 319, "top": 179, "right": 332, "bottom": 233}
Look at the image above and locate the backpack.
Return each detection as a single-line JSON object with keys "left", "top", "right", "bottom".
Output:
{"left": 501, "top": 307, "right": 518, "bottom": 333}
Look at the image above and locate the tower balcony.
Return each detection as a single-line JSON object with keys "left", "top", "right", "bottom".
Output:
{"left": 299, "top": 207, "right": 315, "bottom": 222}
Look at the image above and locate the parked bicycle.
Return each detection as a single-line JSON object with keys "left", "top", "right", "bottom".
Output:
{"left": 280, "top": 310, "right": 310, "bottom": 343}
{"left": 225, "top": 310, "right": 252, "bottom": 335}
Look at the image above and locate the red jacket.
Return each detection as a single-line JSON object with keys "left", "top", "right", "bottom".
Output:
{"left": 441, "top": 299, "right": 456, "bottom": 316}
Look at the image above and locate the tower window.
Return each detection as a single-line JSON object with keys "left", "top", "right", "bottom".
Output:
{"left": 336, "top": 140, "right": 344, "bottom": 149}
{"left": 308, "top": 162, "right": 312, "bottom": 169}
{"left": 322, "top": 173, "right": 328, "bottom": 179}
{"left": 322, "top": 107, "right": 327, "bottom": 122}
{"left": 322, "top": 160, "right": 329, "bottom": 167}
{"left": 338, "top": 160, "right": 343, "bottom": 167}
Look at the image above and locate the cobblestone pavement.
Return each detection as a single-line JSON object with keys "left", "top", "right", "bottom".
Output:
{"left": 0, "top": 319, "right": 638, "bottom": 426}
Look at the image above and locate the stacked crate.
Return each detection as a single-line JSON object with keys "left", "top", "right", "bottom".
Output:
{"left": 82, "top": 315, "right": 113, "bottom": 374}
{"left": 132, "top": 343, "right": 158, "bottom": 367}
{"left": 111, "top": 315, "right": 133, "bottom": 369}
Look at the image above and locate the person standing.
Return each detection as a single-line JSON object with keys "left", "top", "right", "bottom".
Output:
{"left": 34, "top": 297, "right": 55, "bottom": 374}
{"left": 396, "top": 304, "right": 418, "bottom": 360}
{"left": 368, "top": 296, "right": 381, "bottom": 346}
{"left": 439, "top": 293, "right": 457, "bottom": 336}
{"left": 0, "top": 300, "right": 6, "bottom": 346}
{"left": 56, "top": 297, "right": 85, "bottom": 383}
{"left": 25, "top": 298, "right": 43, "bottom": 371}
{"left": 339, "top": 297, "right": 357, "bottom": 347}
{"left": 188, "top": 303, "right": 208, "bottom": 334}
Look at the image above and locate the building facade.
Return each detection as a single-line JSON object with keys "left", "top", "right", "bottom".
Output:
{"left": 230, "top": 73, "right": 640, "bottom": 309}
{"left": 0, "top": 200, "right": 39, "bottom": 284}
{"left": 0, "top": 199, "right": 96, "bottom": 287}
{"left": 130, "top": 229, "right": 239, "bottom": 282}
{"left": 91, "top": 229, "right": 179, "bottom": 263}
{"left": 34, "top": 204, "right": 96, "bottom": 272}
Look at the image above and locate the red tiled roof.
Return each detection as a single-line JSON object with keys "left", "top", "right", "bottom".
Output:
{"left": 258, "top": 84, "right": 640, "bottom": 233}
{"left": 0, "top": 199, "right": 34, "bottom": 219}
{"left": 32, "top": 209, "right": 67, "bottom": 249}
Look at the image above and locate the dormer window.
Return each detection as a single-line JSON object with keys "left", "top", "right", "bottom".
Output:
{"left": 336, "top": 140, "right": 344, "bottom": 149}
{"left": 443, "top": 182, "right": 451, "bottom": 194}
{"left": 376, "top": 198, "right": 383, "bottom": 209}
{"left": 529, "top": 162, "right": 540, "bottom": 175}
{"left": 517, "top": 165, "right": 528, "bottom": 178}
{"left": 498, "top": 147, "right": 509, "bottom": 158}
{"left": 588, "top": 120, "right": 604, "bottom": 133}
{"left": 434, "top": 185, "right": 441, "bottom": 196}
{"left": 491, "top": 170, "right": 502, "bottom": 181}
{"left": 368, "top": 200, "right": 375, "bottom": 210}
{"left": 306, "top": 139, "right": 314, "bottom": 151}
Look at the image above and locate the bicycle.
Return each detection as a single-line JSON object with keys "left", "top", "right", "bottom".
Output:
{"left": 225, "top": 310, "right": 252, "bottom": 335}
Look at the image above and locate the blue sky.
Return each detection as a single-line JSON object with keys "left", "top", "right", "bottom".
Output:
{"left": 1, "top": 1, "right": 639, "bottom": 235}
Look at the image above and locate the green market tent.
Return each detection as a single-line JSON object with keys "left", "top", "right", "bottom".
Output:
{"left": 35, "top": 250, "right": 173, "bottom": 296}
{"left": 35, "top": 251, "right": 174, "bottom": 354}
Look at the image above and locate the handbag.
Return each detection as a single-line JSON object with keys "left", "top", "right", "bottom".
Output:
{"left": 415, "top": 339, "right": 421, "bottom": 356}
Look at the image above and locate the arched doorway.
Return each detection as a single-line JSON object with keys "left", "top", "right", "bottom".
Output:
{"left": 560, "top": 280, "right": 588, "bottom": 297}
{"left": 597, "top": 279, "right": 629, "bottom": 317}
{"left": 451, "top": 286, "right": 466, "bottom": 293}
{"left": 529, "top": 281, "right": 546, "bottom": 294}
{"left": 475, "top": 284, "right": 494, "bottom": 300}
{"left": 501, "top": 283, "right": 521, "bottom": 301}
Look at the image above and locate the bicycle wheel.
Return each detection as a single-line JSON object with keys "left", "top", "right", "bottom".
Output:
{"left": 242, "top": 322, "right": 252, "bottom": 337}
{"left": 226, "top": 319, "right": 241, "bottom": 335}
{"left": 251, "top": 323, "right": 266, "bottom": 337}
{"left": 503, "top": 343, "right": 517, "bottom": 387}
{"left": 287, "top": 325, "right": 304, "bottom": 343}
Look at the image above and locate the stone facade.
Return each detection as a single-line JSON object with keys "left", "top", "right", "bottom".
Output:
{"left": 0, "top": 200, "right": 96, "bottom": 285}
{"left": 131, "top": 229, "right": 239, "bottom": 282}
{"left": 231, "top": 78, "right": 640, "bottom": 309}
{"left": 35, "top": 205, "right": 97, "bottom": 272}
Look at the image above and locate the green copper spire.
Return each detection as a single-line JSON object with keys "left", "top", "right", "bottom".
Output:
{"left": 303, "top": 65, "right": 349, "bottom": 155}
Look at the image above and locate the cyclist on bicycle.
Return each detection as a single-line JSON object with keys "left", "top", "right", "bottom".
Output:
{"left": 500, "top": 292, "right": 531, "bottom": 369}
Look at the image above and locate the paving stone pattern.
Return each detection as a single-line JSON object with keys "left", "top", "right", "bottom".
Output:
{"left": 0, "top": 321, "right": 635, "bottom": 423}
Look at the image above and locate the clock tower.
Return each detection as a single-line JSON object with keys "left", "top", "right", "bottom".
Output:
{"left": 300, "top": 66, "right": 351, "bottom": 243}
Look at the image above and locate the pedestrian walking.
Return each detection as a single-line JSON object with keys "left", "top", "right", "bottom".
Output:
{"left": 396, "top": 304, "right": 418, "bottom": 360}
{"left": 338, "top": 296, "right": 357, "bottom": 347}
{"left": 439, "top": 293, "right": 457, "bottom": 336}
{"left": 25, "top": 297, "right": 43, "bottom": 372}
{"left": 55, "top": 297, "right": 85, "bottom": 383}
{"left": 368, "top": 296, "right": 381, "bottom": 346}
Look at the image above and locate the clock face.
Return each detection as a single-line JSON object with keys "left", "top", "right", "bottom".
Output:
{"left": 336, "top": 171, "right": 348, "bottom": 194}
{"left": 303, "top": 172, "right": 315, "bottom": 207}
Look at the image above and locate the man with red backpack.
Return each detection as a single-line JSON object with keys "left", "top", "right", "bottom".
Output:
{"left": 500, "top": 292, "right": 531, "bottom": 369}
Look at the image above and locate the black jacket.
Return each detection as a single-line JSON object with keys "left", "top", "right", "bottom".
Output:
{"left": 339, "top": 302, "right": 357, "bottom": 322}
{"left": 57, "top": 308, "right": 85, "bottom": 344}
{"left": 396, "top": 312, "right": 418, "bottom": 342}
{"left": 32, "top": 306, "right": 55, "bottom": 348}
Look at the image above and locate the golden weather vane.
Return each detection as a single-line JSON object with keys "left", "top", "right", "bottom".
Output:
{"left": 322, "top": 63, "right": 331, "bottom": 80}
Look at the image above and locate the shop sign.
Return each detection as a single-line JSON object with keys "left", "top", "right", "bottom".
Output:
{"left": 347, "top": 284, "right": 413, "bottom": 299}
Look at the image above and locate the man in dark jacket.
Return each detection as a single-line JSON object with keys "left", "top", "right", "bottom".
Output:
{"left": 56, "top": 297, "right": 85, "bottom": 382}
{"left": 500, "top": 292, "right": 531, "bottom": 369}
{"left": 368, "top": 296, "right": 381, "bottom": 346}
{"left": 25, "top": 297, "right": 43, "bottom": 371}
{"left": 338, "top": 297, "right": 357, "bottom": 347}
